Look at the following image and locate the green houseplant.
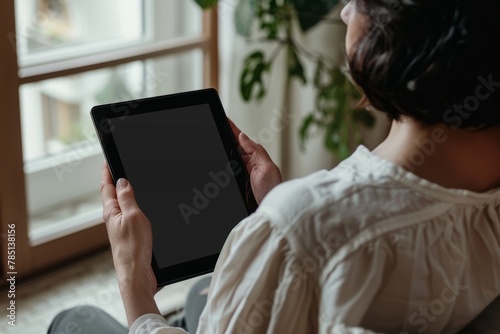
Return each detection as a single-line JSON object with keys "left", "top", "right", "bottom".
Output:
{"left": 194, "top": 0, "right": 375, "bottom": 160}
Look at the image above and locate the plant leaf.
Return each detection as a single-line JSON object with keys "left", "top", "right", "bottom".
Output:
{"left": 324, "top": 124, "right": 340, "bottom": 153}
{"left": 234, "top": 0, "right": 256, "bottom": 37}
{"left": 240, "top": 51, "right": 270, "bottom": 102}
{"left": 288, "top": 46, "right": 307, "bottom": 84}
{"left": 194, "top": 0, "right": 219, "bottom": 10}
{"left": 290, "top": 0, "right": 340, "bottom": 32}
{"left": 313, "top": 59, "right": 324, "bottom": 87}
{"left": 316, "top": 84, "right": 337, "bottom": 113}
{"left": 338, "top": 142, "right": 351, "bottom": 160}
{"left": 299, "top": 113, "right": 315, "bottom": 150}
{"left": 259, "top": 15, "right": 280, "bottom": 39}
{"left": 254, "top": 0, "right": 281, "bottom": 38}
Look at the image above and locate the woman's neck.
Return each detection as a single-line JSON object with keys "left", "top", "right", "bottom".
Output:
{"left": 372, "top": 118, "right": 500, "bottom": 192}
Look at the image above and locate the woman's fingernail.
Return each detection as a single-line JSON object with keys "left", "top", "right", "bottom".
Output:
{"left": 240, "top": 132, "right": 250, "bottom": 141}
{"left": 116, "top": 178, "right": 128, "bottom": 189}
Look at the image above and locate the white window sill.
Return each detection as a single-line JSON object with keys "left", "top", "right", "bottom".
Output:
{"left": 29, "top": 193, "right": 103, "bottom": 246}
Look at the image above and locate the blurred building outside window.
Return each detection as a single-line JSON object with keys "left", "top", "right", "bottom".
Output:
{"left": 15, "top": 0, "right": 205, "bottom": 244}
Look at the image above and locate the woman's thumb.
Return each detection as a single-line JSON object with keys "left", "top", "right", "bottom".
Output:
{"left": 116, "top": 178, "right": 129, "bottom": 191}
{"left": 116, "top": 178, "right": 140, "bottom": 214}
{"left": 239, "top": 132, "right": 257, "bottom": 152}
{"left": 239, "top": 132, "right": 272, "bottom": 163}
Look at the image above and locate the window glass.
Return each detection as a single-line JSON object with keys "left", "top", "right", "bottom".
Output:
{"left": 14, "top": 0, "right": 205, "bottom": 244}
{"left": 14, "top": 0, "right": 203, "bottom": 66}
{"left": 21, "top": 50, "right": 204, "bottom": 244}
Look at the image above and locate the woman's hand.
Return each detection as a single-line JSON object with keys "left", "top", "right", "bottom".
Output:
{"left": 229, "top": 119, "right": 283, "bottom": 204}
{"left": 100, "top": 163, "right": 160, "bottom": 326}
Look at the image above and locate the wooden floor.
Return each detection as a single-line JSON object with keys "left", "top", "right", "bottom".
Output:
{"left": 0, "top": 250, "right": 204, "bottom": 334}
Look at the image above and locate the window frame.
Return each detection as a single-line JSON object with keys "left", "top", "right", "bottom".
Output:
{"left": 0, "top": 0, "right": 219, "bottom": 281}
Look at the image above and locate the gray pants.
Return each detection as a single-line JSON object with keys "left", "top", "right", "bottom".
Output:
{"left": 47, "top": 277, "right": 500, "bottom": 333}
{"left": 47, "top": 276, "right": 211, "bottom": 334}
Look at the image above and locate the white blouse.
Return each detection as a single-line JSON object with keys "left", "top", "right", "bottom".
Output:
{"left": 130, "top": 146, "right": 500, "bottom": 334}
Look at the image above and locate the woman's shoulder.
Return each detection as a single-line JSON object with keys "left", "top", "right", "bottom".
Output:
{"left": 257, "top": 146, "right": 406, "bottom": 226}
{"left": 254, "top": 146, "right": 447, "bottom": 258}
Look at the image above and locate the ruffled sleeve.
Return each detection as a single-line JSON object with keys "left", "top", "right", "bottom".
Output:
{"left": 196, "top": 212, "right": 379, "bottom": 334}
{"left": 129, "top": 313, "right": 188, "bottom": 334}
{"left": 197, "top": 211, "right": 317, "bottom": 333}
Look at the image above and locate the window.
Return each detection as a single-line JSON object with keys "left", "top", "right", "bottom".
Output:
{"left": 0, "top": 0, "right": 218, "bottom": 278}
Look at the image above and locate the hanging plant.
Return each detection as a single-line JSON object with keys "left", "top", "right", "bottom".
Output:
{"left": 194, "top": 0, "right": 375, "bottom": 161}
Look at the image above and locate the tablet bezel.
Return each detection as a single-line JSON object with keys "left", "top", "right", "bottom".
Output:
{"left": 91, "top": 88, "right": 258, "bottom": 286}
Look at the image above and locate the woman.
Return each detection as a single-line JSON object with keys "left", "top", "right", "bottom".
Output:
{"left": 48, "top": 0, "right": 500, "bottom": 333}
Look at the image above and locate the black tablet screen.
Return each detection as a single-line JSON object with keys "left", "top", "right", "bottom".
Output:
{"left": 110, "top": 104, "right": 249, "bottom": 269}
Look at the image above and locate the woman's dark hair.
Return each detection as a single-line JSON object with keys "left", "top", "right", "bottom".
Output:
{"left": 348, "top": 0, "right": 500, "bottom": 129}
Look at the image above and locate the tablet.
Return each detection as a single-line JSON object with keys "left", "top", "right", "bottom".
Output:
{"left": 91, "top": 88, "right": 258, "bottom": 287}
